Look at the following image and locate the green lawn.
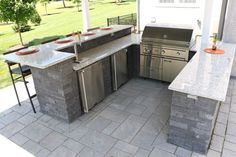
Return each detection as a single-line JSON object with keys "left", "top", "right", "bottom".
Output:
{"left": 0, "top": 0, "right": 136, "bottom": 89}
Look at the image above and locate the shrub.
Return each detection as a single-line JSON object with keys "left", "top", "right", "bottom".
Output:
{"left": 31, "top": 12, "right": 41, "bottom": 26}
{"left": 12, "top": 23, "right": 31, "bottom": 33}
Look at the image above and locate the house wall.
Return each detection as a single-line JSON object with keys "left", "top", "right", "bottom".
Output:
{"left": 223, "top": 0, "right": 236, "bottom": 76}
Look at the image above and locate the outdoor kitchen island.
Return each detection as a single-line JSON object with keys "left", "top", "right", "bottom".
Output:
{"left": 2, "top": 25, "right": 141, "bottom": 123}
{"left": 168, "top": 42, "right": 236, "bottom": 154}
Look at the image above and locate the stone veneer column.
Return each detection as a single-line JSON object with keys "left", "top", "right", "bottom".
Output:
{"left": 168, "top": 92, "right": 219, "bottom": 154}
{"left": 30, "top": 58, "right": 81, "bottom": 123}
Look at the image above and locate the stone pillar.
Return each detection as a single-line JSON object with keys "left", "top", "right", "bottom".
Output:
{"left": 31, "top": 59, "right": 81, "bottom": 123}
{"left": 168, "top": 92, "right": 219, "bottom": 154}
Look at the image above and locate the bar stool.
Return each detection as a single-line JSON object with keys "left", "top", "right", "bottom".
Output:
{"left": 4, "top": 48, "right": 36, "bottom": 113}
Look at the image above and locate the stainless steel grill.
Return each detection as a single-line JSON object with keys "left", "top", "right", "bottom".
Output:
{"left": 140, "top": 24, "right": 193, "bottom": 82}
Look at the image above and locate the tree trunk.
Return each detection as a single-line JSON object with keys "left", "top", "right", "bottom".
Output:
{"left": 45, "top": 3, "right": 48, "bottom": 15}
{"left": 17, "top": 24, "right": 23, "bottom": 45}
{"left": 62, "top": 0, "right": 66, "bottom": 8}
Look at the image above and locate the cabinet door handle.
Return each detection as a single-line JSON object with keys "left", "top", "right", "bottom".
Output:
{"left": 164, "top": 60, "right": 172, "bottom": 63}
{"left": 80, "top": 71, "right": 89, "bottom": 113}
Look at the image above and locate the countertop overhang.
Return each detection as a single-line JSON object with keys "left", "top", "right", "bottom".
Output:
{"left": 168, "top": 42, "right": 236, "bottom": 102}
{"left": 1, "top": 25, "right": 133, "bottom": 69}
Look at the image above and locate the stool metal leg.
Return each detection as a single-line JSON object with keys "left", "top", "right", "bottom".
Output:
{"left": 7, "top": 64, "right": 21, "bottom": 106}
{"left": 19, "top": 64, "right": 36, "bottom": 113}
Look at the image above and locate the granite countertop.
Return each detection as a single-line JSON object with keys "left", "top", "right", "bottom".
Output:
{"left": 168, "top": 42, "right": 236, "bottom": 102}
{"left": 73, "top": 33, "right": 141, "bottom": 71}
{"left": 2, "top": 25, "right": 133, "bottom": 69}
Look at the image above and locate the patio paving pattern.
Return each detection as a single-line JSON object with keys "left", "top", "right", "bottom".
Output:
{"left": 0, "top": 78, "right": 236, "bottom": 157}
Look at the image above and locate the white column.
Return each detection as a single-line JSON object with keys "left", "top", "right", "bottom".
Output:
{"left": 136, "top": 0, "right": 140, "bottom": 33}
{"left": 201, "top": 0, "right": 214, "bottom": 43}
{"left": 81, "top": 0, "right": 90, "bottom": 32}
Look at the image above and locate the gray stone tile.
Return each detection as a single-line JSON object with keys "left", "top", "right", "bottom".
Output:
{"left": 131, "top": 130, "right": 156, "bottom": 150}
{"left": 0, "top": 122, "right": 5, "bottom": 130}
{"left": 39, "top": 118, "right": 61, "bottom": 129}
{"left": 153, "top": 131, "right": 177, "bottom": 153}
{"left": 114, "top": 140, "right": 139, "bottom": 155}
{"left": 66, "top": 126, "right": 90, "bottom": 141}
{"left": 54, "top": 120, "right": 82, "bottom": 134}
{"left": 175, "top": 147, "right": 192, "bottom": 157}
{"left": 100, "top": 107, "right": 129, "bottom": 123}
{"left": 9, "top": 133, "right": 29, "bottom": 146}
{"left": 109, "top": 103, "right": 127, "bottom": 110}
{"left": 20, "top": 122, "right": 52, "bottom": 142}
{"left": 105, "top": 148, "right": 132, "bottom": 157}
{"left": 222, "top": 149, "right": 236, "bottom": 157}
{"left": 224, "top": 141, "right": 236, "bottom": 152}
{"left": 207, "top": 149, "right": 221, "bottom": 157}
{"left": 40, "top": 132, "right": 67, "bottom": 151}
{"left": 18, "top": 114, "right": 37, "bottom": 125}
{"left": 134, "top": 95, "right": 146, "bottom": 104}
{"left": 80, "top": 130, "right": 117, "bottom": 154}
{"left": 23, "top": 140, "right": 43, "bottom": 155}
{"left": 0, "top": 121, "right": 25, "bottom": 138}
{"left": 63, "top": 139, "right": 84, "bottom": 154}
{"left": 112, "top": 115, "right": 146, "bottom": 142}
{"left": 227, "top": 122, "right": 236, "bottom": 136}
{"left": 217, "top": 112, "right": 228, "bottom": 124}
{"left": 225, "top": 134, "right": 236, "bottom": 144}
{"left": 125, "top": 103, "right": 146, "bottom": 115}
{"left": 191, "top": 152, "right": 206, "bottom": 157}
{"left": 141, "top": 114, "right": 164, "bottom": 135}
{"left": 210, "top": 135, "right": 224, "bottom": 152}
{"left": 36, "top": 149, "right": 51, "bottom": 157}
{"left": 86, "top": 116, "right": 111, "bottom": 132}
{"left": 134, "top": 148, "right": 150, "bottom": 157}
{"left": 77, "top": 147, "right": 104, "bottom": 157}
{"left": 0, "top": 111, "right": 22, "bottom": 125}
{"left": 102, "top": 121, "right": 120, "bottom": 135}
{"left": 48, "top": 145, "right": 77, "bottom": 157}
{"left": 149, "top": 147, "right": 176, "bottom": 157}
{"left": 12, "top": 103, "right": 32, "bottom": 115}
{"left": 220, "top": 103, "right": 229, "bottom": 114}
{"left": 229, "top": 112, "right": 236, "bottom": 123}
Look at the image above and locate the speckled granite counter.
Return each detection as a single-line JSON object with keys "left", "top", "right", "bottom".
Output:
{"left": 73, "top": 33, "right": 141, "bottom": 71}
{"left": 2, "top": 25, "right": 133, "bottom": 69}
{"left": 169, "top": 42, "right": 236, "bottom": 102}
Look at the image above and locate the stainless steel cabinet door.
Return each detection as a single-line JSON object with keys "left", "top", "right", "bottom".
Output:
{"left": 78, "top": 61, "right": 105, "bottom": 112}
{"left": 140, "top": 54, "right": 151, "bottom": 78}
{"left": 112, "top": 49, "right": 128, "bottom": 90}
{"left": 162, "top": 59, "right": 187, "bottom": 82}
{"left": 150, "top": 57, "right": 162, "bottom": 80}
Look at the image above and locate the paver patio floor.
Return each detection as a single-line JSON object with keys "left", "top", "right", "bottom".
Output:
{"left": 0, "top": 78, "right": 236, "bottom": 157}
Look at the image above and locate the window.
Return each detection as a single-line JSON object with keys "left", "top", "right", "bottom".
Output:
{"left": 158, "top": 0, "right": 199, "bottom": 7}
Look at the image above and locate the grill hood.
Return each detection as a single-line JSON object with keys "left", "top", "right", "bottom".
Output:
{"left": 142, "top": 24, "right": 193, "bottom": 43}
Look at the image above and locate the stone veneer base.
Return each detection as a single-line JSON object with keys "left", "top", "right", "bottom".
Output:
{"left": 168, "top": 91, "right": 219, "bottom": 154}
{"left": 31, "top": 58, "right": 81, "bottom": 123}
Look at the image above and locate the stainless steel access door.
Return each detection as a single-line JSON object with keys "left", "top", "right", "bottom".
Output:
{"left": 112, "top": 49, "right": 128, "bottom": 91}
{"left": 78, "top": 61, "right": 105, "bottom": 112}
{"left": 162, "top": 58, "right": 187, "bottom": 82}
{"left": 140, "top": 54, "right": 162, "bottom": 80}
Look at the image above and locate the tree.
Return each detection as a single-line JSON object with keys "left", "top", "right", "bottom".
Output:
{"left": 40, "top": 0, "right": 50, "bottom": 15}
{"left": 62, "top": 0, "right": 66, "bottom": 8}
{"left": 0, "top": 0, "right": 38, "bottom": 45}
{"left": 73, "top": 0, "right": 81, "bottom": 11}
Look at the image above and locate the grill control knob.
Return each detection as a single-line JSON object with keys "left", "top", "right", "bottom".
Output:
{"left": 162, "top": 50, "right": 165, "bottom": 54}
{"left": 177, "top": 52, "right": 181, "bottom": 55}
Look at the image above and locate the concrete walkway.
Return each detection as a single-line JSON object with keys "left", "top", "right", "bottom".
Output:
{"left": 0, "top": 77, "right": 35, "bottom": 112}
